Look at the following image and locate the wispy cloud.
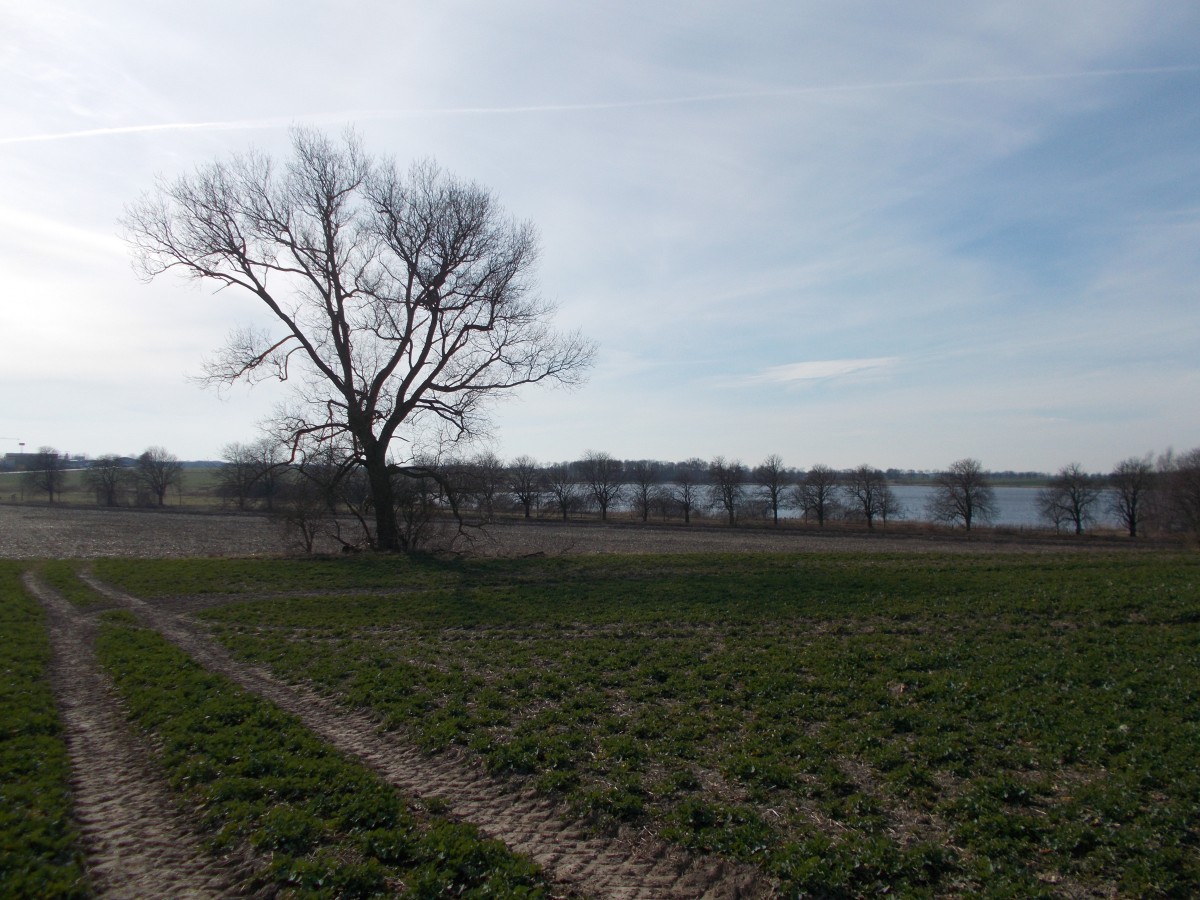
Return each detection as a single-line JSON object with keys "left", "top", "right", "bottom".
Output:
{"left": 742, "top": 357, "right": 900, "bottom": 386}
{"left": 0, "top": 118, "right": 300, "bottom": 147}
{"left": 2, "top": 64, "right": 1195, "bottom": 146}
{"left": 0, "top": 206, "right": 124, "bottom": 256}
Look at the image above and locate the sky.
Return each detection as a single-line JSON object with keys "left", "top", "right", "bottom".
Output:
{"left": 1, "top": 2, "right": 1198, "bottom": 473}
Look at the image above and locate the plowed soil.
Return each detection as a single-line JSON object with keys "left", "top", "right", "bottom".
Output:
{"left": 0, "top": 502, "right": 1122, "bottom": 560}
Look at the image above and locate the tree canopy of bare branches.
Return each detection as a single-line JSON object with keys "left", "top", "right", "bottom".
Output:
{"left": 136, "top": 446, "right": 183, "bottom": 507}
{"left": 581, "top": 451, "right": 624, "bottom": 521}
{"left": 753, "top": 454, "right": 790, "bottom": 526}
{"left": 84, "top": 454, "right": 130, "bottom": 507}
{"left": 1038, "top": 463, "right": 1101, "bottom": 535}
{"left": 926, "top": 458, "right": 996, "bottom": 531}
{"left": 708, "top": 456, "right": 746, "bottom": 526}
{"left": 123, "top": 128, "right": 593, "bottom": 551}
{"left": 24, "top": 447, "right": 66, "bottom": 503}
{"left": 844, "top": 464, "right": 896, "bottom": 529}
{"left": 1109, "top": 456, "right": 1153, "bottom": 538}
{"left": 507, "top": 455, "right": 542, "bottom": 519}
{"left": 795, "top": 464, "right": 840, "bottom": 526}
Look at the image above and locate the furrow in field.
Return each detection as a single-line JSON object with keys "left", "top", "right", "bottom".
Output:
{"left": 80, "top": 571, "right": 770, "bottom": 899}
{"left": 23, "top": 573, "right": 257, "bottom": 899}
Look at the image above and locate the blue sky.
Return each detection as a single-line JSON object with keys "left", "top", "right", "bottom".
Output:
{"left": 1, "top": 2, "right": 1197, "bottom": 472}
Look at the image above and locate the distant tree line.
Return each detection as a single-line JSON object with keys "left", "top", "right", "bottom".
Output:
{"left": 12, "top": 441, "right": 1200, "bottom": 551}
{"left": 204, "top": 444, "right": 1200, "bottom": 551}
{"left": 11, "top": 446, "right": 185, "bottom": 508}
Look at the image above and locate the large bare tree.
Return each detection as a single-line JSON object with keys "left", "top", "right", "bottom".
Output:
{"left": 461, "top": 451, "right": 505, "bottom": 521}
{"left": 249, "top": 438, "right": 286, "bottom": 511}
{"left": 123, "top": 128, "right": 593, "bottom": 551}
{"left": 926, "top": 458, "right": 996, "bottom": 532}
{"left": 1161, "top": 447, "right": 1200, "bottom": 535}
{"left": 627, "top": 459, "right": 661, "bottom": 523}
{"left": 544, "top": 463, "right": 581, "bottom": 521}
{"left": 218, "top": 441, "right": 260, "bottom": 510}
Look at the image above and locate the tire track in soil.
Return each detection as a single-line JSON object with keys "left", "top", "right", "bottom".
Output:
{"left": 80, "top": 572, "right": 771, "bottom": 900}
{"left": 24, "top": 573, "right": 258, "bottom": 899}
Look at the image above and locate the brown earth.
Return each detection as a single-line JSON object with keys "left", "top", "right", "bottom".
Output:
{"left": 0, "top": 501, "right": 1145, "bottom": 560}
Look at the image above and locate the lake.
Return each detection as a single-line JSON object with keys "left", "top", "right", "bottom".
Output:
{"left": 885, "top": 484, "right": 1117, "bottom": 528}
{"left": 616, "top": 482, "right": 1119, "bottom": 529}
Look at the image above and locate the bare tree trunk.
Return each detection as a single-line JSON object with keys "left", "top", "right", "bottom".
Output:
{"left": 365, "top": 456, "right": 401, "bottom": 551}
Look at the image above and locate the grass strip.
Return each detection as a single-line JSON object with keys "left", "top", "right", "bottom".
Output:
{"left": 0, "top": 563, "right": 89, "bottom": 898}
{"left": 33, "top": 561, "right": 106, "bottom": 608}
{"left": 94, "top": 614, "right": 549, "bottom": 898}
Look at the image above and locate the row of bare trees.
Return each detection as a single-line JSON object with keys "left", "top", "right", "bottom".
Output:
{"left": 354, "top": 450, "right": 1200, "bottom": 540}
{"left": 14, "top": 446, "right": 184, "bottom": 507}
{"left": 339, "top": 451, "right": 914, "bottom": 531}
{"left": 1035, "top": 452, "right": 1200, "bottom": 538}
{"left": 87, "top": 447, "right": 184, "bottom": 507}
{"left": 13, "top": 440, "right": 1200, "bottom": 552}
{"left": 213, "top": 443, "right": 1200, "bottom": 551}
{"left": 19, "top": 438, "right": 1200, "bottom": 544}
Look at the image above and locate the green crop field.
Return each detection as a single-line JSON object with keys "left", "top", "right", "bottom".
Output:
{"left": 94, "top": 613, "right": 551, "bottom": 897}
{"left": 94, "top": 551, "right": 1200, "bottom": 898}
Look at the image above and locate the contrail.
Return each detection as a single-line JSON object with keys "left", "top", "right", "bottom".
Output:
{"left": 0, "top": 117, "right": 300, "bottom": 146}
{"left": 373, "top": 63, "right": 1200, "bottom": 115}
{"left": 2, "top": 64, "right": 1196, "bottom": 146}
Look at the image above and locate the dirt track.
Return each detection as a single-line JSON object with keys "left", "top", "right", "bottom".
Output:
{"left": 29, "top": 567, "right": 768, "bottom": 898}
{"left": 78, "top": 571, "right": 767, "bottom": 898}
{"left": 12, "top": 503, "right": 1146, "bottom": 897}
{"left": 24, "top": 574, "right": 258, "bottom": 898}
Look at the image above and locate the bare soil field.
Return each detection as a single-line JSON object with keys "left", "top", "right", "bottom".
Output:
{"left": 0, "top": 502, "right": 1148, "bottom": 559}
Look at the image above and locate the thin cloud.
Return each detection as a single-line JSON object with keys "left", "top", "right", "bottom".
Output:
{"left": 746, "top": 357, "right": 900, "bottom": 386}
{"left": 0, "top": 117, "right": 300, "bottom": 146}
{"left": 3, "top": 64, "right": 1196, "bottom": 146}
{"left": 0, "top": 207, "right": 124, "bottom": 256}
